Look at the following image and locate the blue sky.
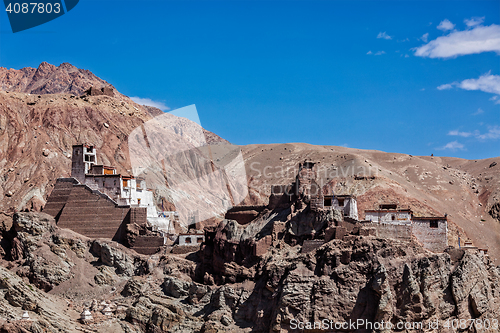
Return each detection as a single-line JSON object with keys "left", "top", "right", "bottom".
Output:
{"left": 1, "top": 0, "right": 499, "bottom": 159}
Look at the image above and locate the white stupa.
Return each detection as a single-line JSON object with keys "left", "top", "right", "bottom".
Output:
{"left": 80, "top": 309, "right": 92, "bottom": 321}
{"left": 102, "top": 306, "right": 113, "bottom": 316}
{"left": 22, "top": 311, "right": 30, "bottom": 320}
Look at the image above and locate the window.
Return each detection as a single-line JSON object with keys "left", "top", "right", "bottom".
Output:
{"left": 84, "top": 155, "right": 95, "bottom": 162}
{"left": 430, "top": 221, "right": 438, "bottom": 228}
{"left": 185, "top": 237, "right": 191, "bottom": 244}
{"left": 123, "top": 180, "right": 128, "bottom": 187}
{"left": 391, "top": 215, "right": 395, "bottom": 221}
{"left": 197, "top": 237, "right": 203, "bottom": 244}
{"left": 138, "top": 198, "right": 141, "bottom": 205}
{"left": 338, "top": 199, "right": 344, "bottom": 207}
{"left": 324, "top": 197, "right": 332, "bottom": 207}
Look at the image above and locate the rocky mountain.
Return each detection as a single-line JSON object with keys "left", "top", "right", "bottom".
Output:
{"left": 0, "top": 63, "right": 230, "bottom": 229}
{"left": 240, "top": 143, "right": 500, "bottom": 263}
{"left": 0, "top": 62, "right": 499, "bottom": 259}
{"left": 1, "top": 62, "right": 117, "bottom": 97}
{"left": 0, "top": 212, "right": 498, "bottom": 332}
{"left": 0, "top": 62, "right": 499, "bottom": 332}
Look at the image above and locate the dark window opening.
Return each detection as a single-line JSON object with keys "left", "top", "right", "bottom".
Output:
{"left": 430, "top": 221, "right": 438, "bottom": 228}
{"left": 324, "top": 197, "right": 332, "bottom": 206}
{"left": 303, "top": 162, "right": 315, "bottom": 169}
{"left": 84, "top": 155, "right": 95, "bottom": 162}
{"left": 185, "top": 237, "right": 191, "bottom": 244}
{"left": 338, "top": 199, "right": 345, "bottom": 207}
{"left": 391, "top": 215, "right": 396, "bottom": 221}
{"left": 197, "top": 237, "right": 203, "bottom": 244}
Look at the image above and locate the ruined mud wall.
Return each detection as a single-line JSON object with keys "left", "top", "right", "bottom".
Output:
{"left": 372, "top": 223, "right": 412, "bottom": 241}
{"left": 131, "top": 235, "right": 164, "bottom": 255}
{"left": 412, "top": 219, "right": 448, "bottom": 252}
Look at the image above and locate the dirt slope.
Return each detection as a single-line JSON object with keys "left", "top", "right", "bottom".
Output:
{"left": 0, "top": 62, "right": 498, "bottom": 262}
{"left": 240, "top": 143, "right": 500, "bottom": 262}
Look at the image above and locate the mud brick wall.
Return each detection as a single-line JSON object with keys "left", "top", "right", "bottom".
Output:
{"left": 225, "top": 205, "right": 265, "bottom": 225}
{"left": 254, "top": 235, "right": 272, "bottom": 257}
{"left": 132, "top": 235, "right": 164, "bottom": 255}
{"left": 130, "top": 207, "right": 147, "bottom": 225}
{"left": 43, "top": 178, "right": 80, "bottom": 219}
{"left": 412, "top": 219, "right": 448, "bottom": 253}
{"left": 310, "top": 195, "right": 323, "bottom": 211}
{"left": 372, "top": 224, "right": 412, "bottom": 241}
{"left": 301, "top": 239, "right": 325, "bottom": 253}
{"left": 56, "top": 185, "right": 131, "bottom": 240}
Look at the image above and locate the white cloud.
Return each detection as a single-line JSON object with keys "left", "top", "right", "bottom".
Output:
{"left": 130, "top": 96, "right": 169, "bottom": 111}
{"left": 437, "top": 83, "right": 454, "bottom": 90}
{"left": 437, "top": 141, "right": 465, "bottom": 150}
{"left": 458, "top": 72, "right": 500, "bottom": 95}
{"left": 437, "top": 72, "right": 500, "bottom": 103}
{"left": 437, "top": 19, "right": 455, "bottom": 31}
{"left": 374, "top": 51, "right": 386, "bottom": 55}
{"left": 489, "top": 95, "right": 500, "bottom": 104}
{"left": 473, "top": 108, "right": 484, "bottom": 115}
{"left": 377, "top": 32, "right": 392, "bottom": 40}
{"left": 464, "top": 17, "right": 485, "bottom": 28}
{"left": 366, "top": 50, "right": 373, "bottom": 55}
{"left": 446, "top": 125, "right": 500, "bottom": 141}
{"left": 414, "top": 24, "right": 500, "bottom": 58}
{"left": 477, "top": 125, "right": 500, "bottom": 140}
{"left": 448, "top": 129, "right": 481, "bottom": 137}
{"left": 421, "top": 33, "right": 429, "bottom": 42}
{"left": 404, "top": 54, "right": 409, "bottom": 58}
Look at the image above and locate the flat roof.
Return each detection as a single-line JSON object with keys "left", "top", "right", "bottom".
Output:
{"left": 412, "top": 216, "right": 447, "bottom": 221}
{"left": 365, "top": 209, "right": 412, "bottom": 213}
{"left": 74, "top": 143, "right": 94, "bottom": 148}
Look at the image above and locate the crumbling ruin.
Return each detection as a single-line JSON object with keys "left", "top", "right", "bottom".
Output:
{"left": 202, "top": 159, "right": 451, "bottom": 280}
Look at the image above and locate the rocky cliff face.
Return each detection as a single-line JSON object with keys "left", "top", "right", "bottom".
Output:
{"left": 1, "top": 62, "right": 116, "bottom": 97}
{"left": 0, "top": 212, "right": 499, "bottom": 332}
{"left": 0, "top": 63, "right": 228, "bottom": 224}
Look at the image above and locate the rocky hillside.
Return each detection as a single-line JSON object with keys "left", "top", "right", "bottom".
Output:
{"left": 0, "top": 212, "right": 499, "bottom": 332}
{"left": 0, "top": 62, "right": 499, "bottom": 332}
{"left": 1, "top": 62, "right": 500, "bottom": 261}
{"left": 1, "top": 62, "right": 120, "bottom": 97}
{"left": 240, "top": 143, "right": 500, "bottom": 263}
{"left": 0, "top": 63, "right": 229, "bottom": 228}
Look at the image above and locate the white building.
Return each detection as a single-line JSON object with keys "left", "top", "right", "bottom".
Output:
{"left": 179, "top": 232, "right": 205, "bottom": 246}
{"left": 71, "top": 144, "right": 175, "bottom": 234}
{"left": 323, "top": 195, "right": 358, "bottom": 220}
{"left": 365, "top": 204, "right": 412, "bottom": 225}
